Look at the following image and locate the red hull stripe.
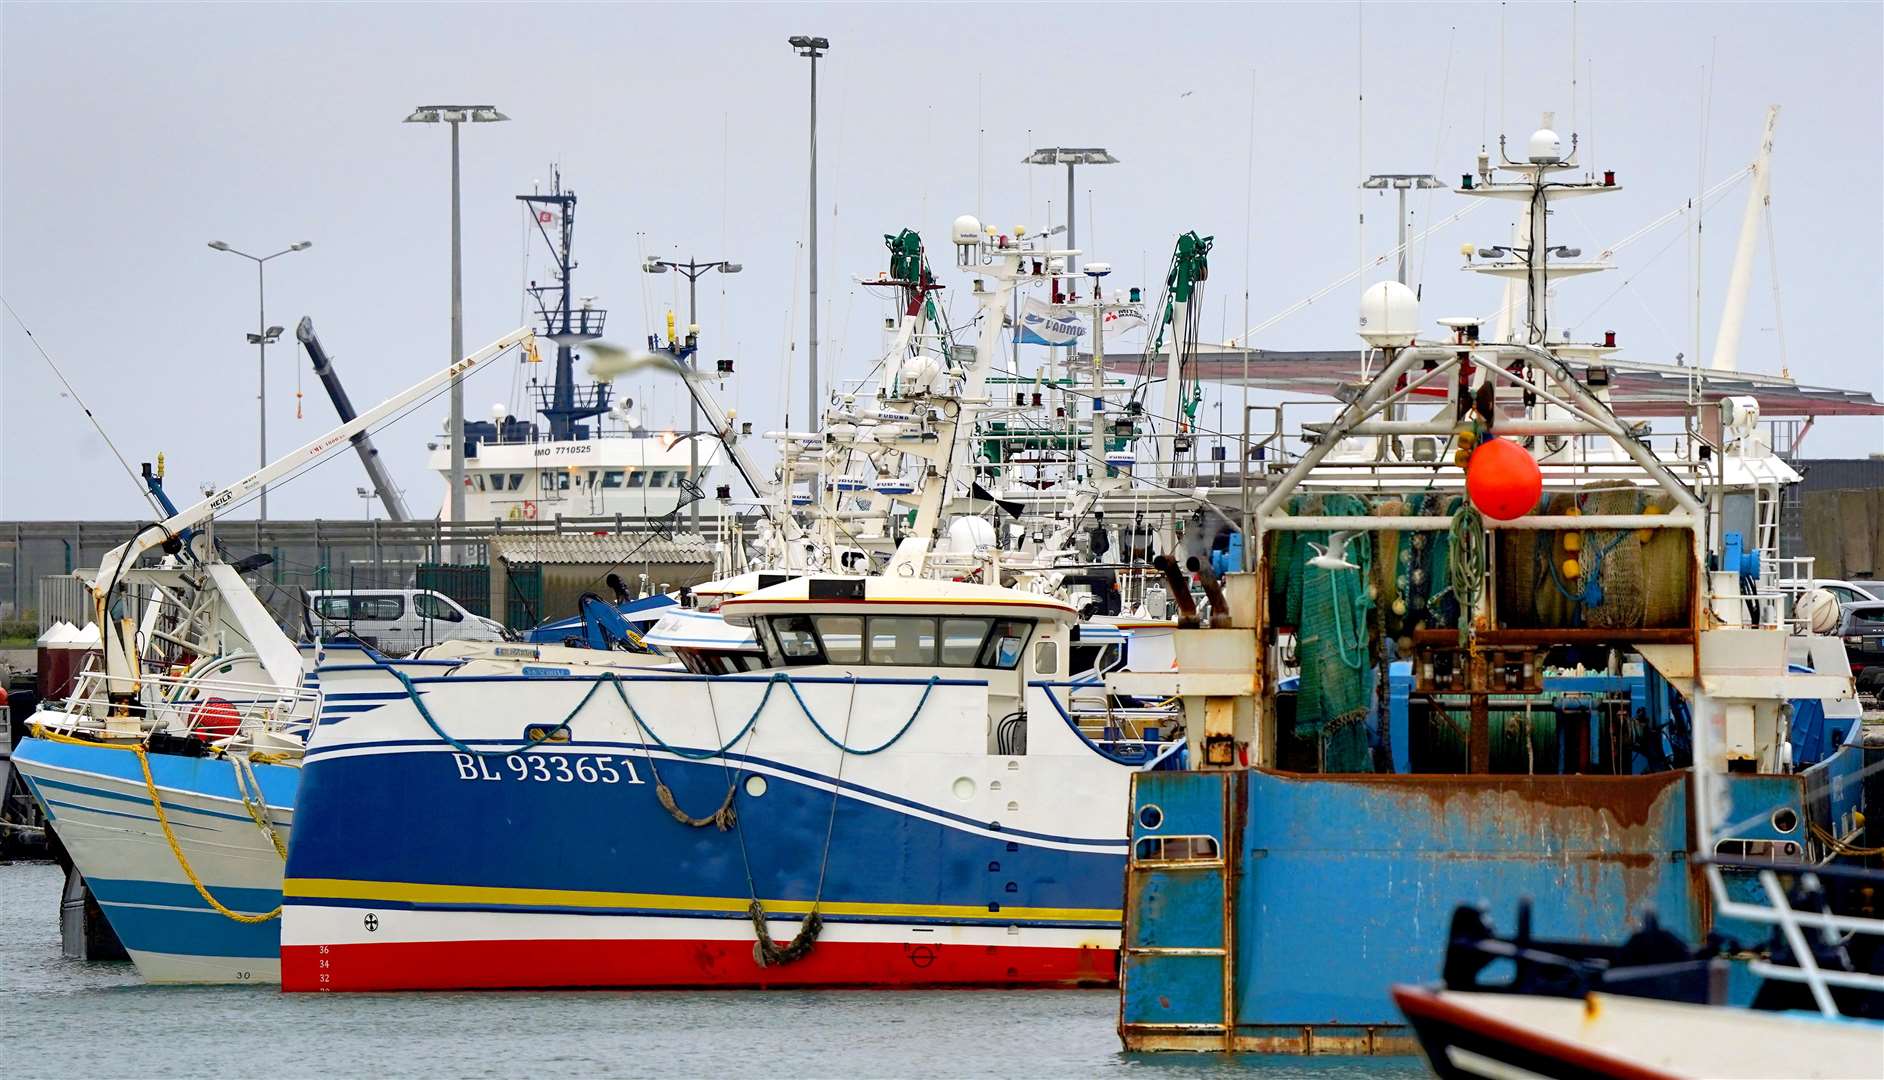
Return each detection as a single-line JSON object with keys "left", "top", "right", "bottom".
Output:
{"left": 285, "top": 938, "right": 1119, "bottom": 992}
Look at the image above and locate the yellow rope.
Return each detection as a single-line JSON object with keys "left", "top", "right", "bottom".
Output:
{"left": 130, "top": 744, "right": 282, "bottom": 924}
{"left": 229, "top": 756, "right": 289, "bottom": 860}
{"left": 1811, "top": 821, "right": 1884, "bottom": 857}
{"left": 32, "top": 723, "right": 287, "bottom": 920}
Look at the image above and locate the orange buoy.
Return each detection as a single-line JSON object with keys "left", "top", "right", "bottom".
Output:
{"left": 1465, "top": 436, "right": 1543, "bottom": 521}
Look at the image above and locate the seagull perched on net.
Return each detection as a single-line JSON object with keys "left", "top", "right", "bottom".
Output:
{"left": 584, "top": 341, "right": 707, "bottom": 383}
{"left": 1307, "top": 530, "right": 1361, "bottom": 572}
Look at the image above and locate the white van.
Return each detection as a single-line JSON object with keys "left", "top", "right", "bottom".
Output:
{"left": 306, "top": 589, "right": 507, "bottom": 656}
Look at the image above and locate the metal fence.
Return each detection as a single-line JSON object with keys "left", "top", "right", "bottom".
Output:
{"left": 2, "top": 516, "right": 706, "bottom": 633}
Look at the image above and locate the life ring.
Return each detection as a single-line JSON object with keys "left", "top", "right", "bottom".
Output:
{"left": 521, "top": 500, "right": 539, "bottom": 520}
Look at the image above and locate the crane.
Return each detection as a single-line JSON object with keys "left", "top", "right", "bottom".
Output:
{"left": 296, "top": 317, "right": 411, "bottom": 521}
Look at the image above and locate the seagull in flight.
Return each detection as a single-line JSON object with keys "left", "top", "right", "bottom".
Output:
{"left": 585, "top": 341, "right": 706, "bottom": 383}
{"left": 1307, "top": 530, "right": 1361, "bottom": 572}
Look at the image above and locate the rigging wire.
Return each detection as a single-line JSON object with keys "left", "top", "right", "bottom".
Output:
{"left": 1416, "top": 26, "right": 1459, "bottom": 293}
{"left": 2, "top": 295, "right": 163, "bottom": 516}
{"left": 1763, "top": 201, "right": 1791, "bottom": 376}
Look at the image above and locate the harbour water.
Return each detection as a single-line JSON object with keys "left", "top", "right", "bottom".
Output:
{"left": 0, "top": 862, "right": 1421, "bottom": 1078}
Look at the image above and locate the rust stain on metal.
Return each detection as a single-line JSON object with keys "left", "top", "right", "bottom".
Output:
{"left": 1257, "top": 768, "right": 1686, "bottom": 831}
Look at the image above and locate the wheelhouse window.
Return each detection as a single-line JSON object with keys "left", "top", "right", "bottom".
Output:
{"left": 941, "top": 618, "right": 992, "bottom": 666}
{"left": 771, "top": 615, "right": 823, "bottom": 665}
{"left": 755, "top": 613, "right": 1036, "bottom": 670}
{"left": 868, "top": 616, "right": 938, "bottom": 666}
{"left": 649, "top": 469, "right": 670, "bottom": 489}
{"left": 625, "top": 470, "right": 645, "bottom": 488}
{"left": 814, "top": 616, "right": 863, "bottom": 663}
{"left": 979, "top": 619, "right": 1032, "bottom": 670}
{"left": 601, "top": 470, "right": 626, "bottom": 489}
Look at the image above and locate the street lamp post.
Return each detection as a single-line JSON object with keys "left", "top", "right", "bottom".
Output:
{"left": 1023, "top": 147, "right": 1118, "bottom": 294}
{"left": 207, "top": 239, "right": 311, "bottom": 520}
{"left": 643, "top": 256, "right": 742, "bottom": 535}
{"left": 405, "top": 104, "right": 509, "bottom": 548}
{"left": 788, "top": 35, "right": 828, "bottom": 429}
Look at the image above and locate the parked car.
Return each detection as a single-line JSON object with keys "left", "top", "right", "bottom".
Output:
{"left": 306, "top": 589, "right": 506, "bottom": 656}
{"left": 1808, "top": 579, "right": 1882, "bottom": 605}
{"left": 1836, "top": 601, "right": 1884, "bottom": 694}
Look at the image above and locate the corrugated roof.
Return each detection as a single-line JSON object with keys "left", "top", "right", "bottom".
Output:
{"left": 495, "top": 533, "right": 712, "bottom": 565}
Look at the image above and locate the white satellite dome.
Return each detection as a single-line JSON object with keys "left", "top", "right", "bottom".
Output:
{"left": 898, "top": 354, "right": 943, "bottom": 395}
{"left": 952, "top": 214, "right": 983, "bottom": 245}
{"left": 945, "top": 515, "right": 998, "bottom": 554}
{"left": 1357, "top": 280, "right": 1419, "bottom": 348}
{"left": 1527, "top": 127, "right": 1564, "bottom": 164}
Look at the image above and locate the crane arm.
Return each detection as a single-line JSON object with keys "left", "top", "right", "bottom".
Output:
{"left": 296, "top": 317, "right": 413, "bottom": 521}
{"left": 88, "top": 326, "right": 536, "bottom": 695}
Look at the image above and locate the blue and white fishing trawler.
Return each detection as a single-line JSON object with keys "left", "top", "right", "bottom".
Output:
{"left": 276, "top": 223, "right": 1199, "bottom": 991}
{"left": 11, "top": 327, "right": 544, "bottom": 983}
{"left": 1112, "top": 114, "right": 1882, "bottom": 1055}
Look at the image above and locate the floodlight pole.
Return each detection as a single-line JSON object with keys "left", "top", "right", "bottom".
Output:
{"left": 790, "top": 36, "right": 829, "bottom": 430}
{"left": 646, "top": 256, "right": 741, "bottom": 535}
{"left": 407, "top": 104, "right": 508, "bottom": 552}
{"left": 208, "top": 240, "right": 311, "bottom": 520}
{"left": 1361, "top": 173, "right": 1444, "bottom": 286}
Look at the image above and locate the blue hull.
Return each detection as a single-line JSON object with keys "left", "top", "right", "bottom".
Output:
{"left": 1118, "top": 764, "right": 1821, "bottom": 1054}
{"left": 13, "top": 736, "right": 297, "bottom": 983}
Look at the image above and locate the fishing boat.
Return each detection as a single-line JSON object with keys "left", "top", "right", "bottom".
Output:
{"left": 276, "top": 224, "right": 1198, "bottom": 991}
{"left": 430, "top": 169, "right": 720, "bottom": 526}
{"left": 1112, "top": 114, "right": 1883, "bottom": 1054}
{"left": 11, "top": 328, "right": 543, "bottom": 983}
{"left": 1392, "top": 686, "right": 1884, "bottom": 1079}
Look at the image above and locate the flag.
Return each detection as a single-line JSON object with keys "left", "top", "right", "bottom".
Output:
{"left": 1102, "top": 305, "right": 1148, "bottom": 336}
{"left": 1015, "top": 298, "right": 1087, "bottom": 346}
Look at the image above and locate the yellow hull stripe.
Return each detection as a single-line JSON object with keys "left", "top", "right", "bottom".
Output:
{"left": 283, "top": 877, "right": 1118, "bottom": 923}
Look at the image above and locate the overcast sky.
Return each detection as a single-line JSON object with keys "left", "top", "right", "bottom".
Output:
{"left": 4, "top": 1, "right": 1880, "bottom": 520}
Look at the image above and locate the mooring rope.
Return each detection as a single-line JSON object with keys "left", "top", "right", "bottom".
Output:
{"left": 1449, "top": 504, "right": 1487, "bottom": 645}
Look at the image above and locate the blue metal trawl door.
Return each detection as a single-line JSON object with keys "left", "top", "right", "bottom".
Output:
{"left": 1118, "top": 769, "right": 1233, "bottom": 1048}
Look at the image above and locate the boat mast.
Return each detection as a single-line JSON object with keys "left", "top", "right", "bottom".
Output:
{"left": 518, "top": 168, "right": 607, "bottom": 441}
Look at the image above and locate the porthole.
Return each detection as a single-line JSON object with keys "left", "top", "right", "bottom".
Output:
{"left": 1138, "top": 803, "right": 1164, "bottom": 831}
{"left": 744, "top": 774, "right": 768, "bottom": 798}
{"left": 952, "top": 777, "right": 976, "bottom": 802}
{"left": 1770, "top": 807, "right": 1798, "bottom": 834}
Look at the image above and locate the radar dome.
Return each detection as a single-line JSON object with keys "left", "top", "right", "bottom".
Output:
{"left": 1527, "top": 127, "right": 1564, "bottom": 164}
{"left": 1357, "top": 280, "right": 1419, "bottom": 347}
{"left": 952, "top": 214, "right": 983, "bottom": 245}
{"left": 945, "top": 516, "right": 998, "bottom": 555}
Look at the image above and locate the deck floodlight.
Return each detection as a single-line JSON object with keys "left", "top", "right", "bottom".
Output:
{"left": 788, "top": 34, "right": 830, "bottom": 53}
{"left": 208, "top": 240, "right": 230, "bottom": 251}
{"left": 721, "top": 262, "right": 743, "bottom": 274}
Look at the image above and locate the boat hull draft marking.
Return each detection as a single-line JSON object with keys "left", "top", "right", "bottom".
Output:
{"left": 12, "top": 737, "right": 297, "bottom": 984}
